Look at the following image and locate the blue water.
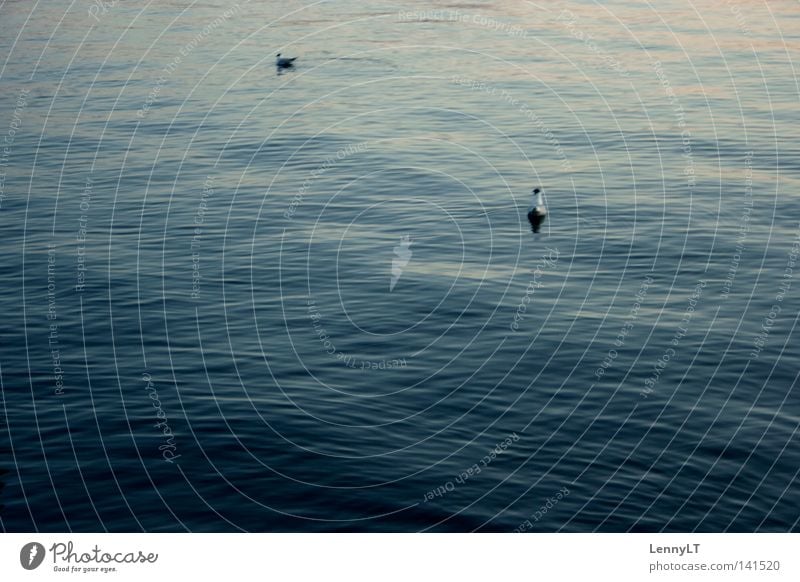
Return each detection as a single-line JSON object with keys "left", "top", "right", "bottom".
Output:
{"left": 1, "top": 0, "right": 798, "bottom": 532}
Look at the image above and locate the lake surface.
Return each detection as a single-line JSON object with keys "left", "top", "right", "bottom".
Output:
{"left": 0, "top": 0, "right": 798, "bottom": 532}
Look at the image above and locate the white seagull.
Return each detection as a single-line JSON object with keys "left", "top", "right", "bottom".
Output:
{"left": 527, "top": 187, "right": 547, "bottom": 233}
{"left": 276, "top": 53, "right": 297, "bottom": 68}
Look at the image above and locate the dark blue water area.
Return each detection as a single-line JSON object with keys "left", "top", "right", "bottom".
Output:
{"left": 1, "top": 0, "right": 799, "bottom": 532}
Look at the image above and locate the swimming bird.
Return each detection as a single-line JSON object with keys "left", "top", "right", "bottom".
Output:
{"left": 276, "top": 53, "right": 297, "bottom": 68}
{"left": 527, "top": 188, "right": 546, "bottom": 233}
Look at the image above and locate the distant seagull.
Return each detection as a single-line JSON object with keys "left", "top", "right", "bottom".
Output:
{"left": 527, "top": 188, "right": 547, "bottom": 233}
{"left": 276, "top": 53, "right": 297, "bottom": 68}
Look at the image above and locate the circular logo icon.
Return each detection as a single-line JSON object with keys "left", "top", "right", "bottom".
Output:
{"left": 20, "top": 542, "right": 45, "bottom": 570}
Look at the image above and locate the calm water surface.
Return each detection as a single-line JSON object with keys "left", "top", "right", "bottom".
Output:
{"left": 0, "top": 0, "right": 798, "bottom": 531}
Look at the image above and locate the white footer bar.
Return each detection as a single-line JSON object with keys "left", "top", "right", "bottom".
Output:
{"left": 1, "top": 533, "right": 796, "bottom": 581}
